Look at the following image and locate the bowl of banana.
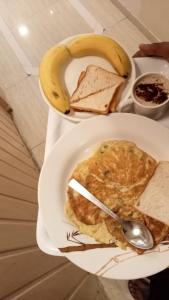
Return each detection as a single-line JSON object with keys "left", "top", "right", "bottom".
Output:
{"left": 39, "top": 33, "right": 135, "bottom": 122}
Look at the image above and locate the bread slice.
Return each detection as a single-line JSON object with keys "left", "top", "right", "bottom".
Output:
{"left": 70, "top": 65, "right": 125, "bottom": 103}
{"left": 70, "top": 85, "right": 119, "bottom": 114}
{"left": 109, "top": 80, "right": 126, "bottom": 112}
{"left": 77, "top": 70, "right": 86, "bottom": 86}
{"left": 136, "top": 161, "right": 169, "bottom": 226}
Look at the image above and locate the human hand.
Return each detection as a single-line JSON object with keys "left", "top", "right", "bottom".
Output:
{"left": 133, "top": 42, "right": 169, "bottom": 62}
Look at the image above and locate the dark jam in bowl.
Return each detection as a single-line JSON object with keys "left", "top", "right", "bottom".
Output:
{"left": 134, "top": 74, "right": 169, "bottom": 106}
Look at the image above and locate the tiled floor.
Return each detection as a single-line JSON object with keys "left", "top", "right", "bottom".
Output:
{"left": 104, "top": 18, "right": 150, "bottom": 56}
{"left": 80, "top": 0, "right": 125, "bottom": 27}
{"left": 0, "top": 33, "right": 26, "bottom": 90}
{"left": 10, "top": 0, "right": 91, "bottom": 66}
{"left": 0, "top": 0, "right": 154, "bottom": 298}
{"left": 113, "top": 0, "right": 169, "bottom": 41}
{"left": 5, "top": 76, "right": 48, "bottom": 149}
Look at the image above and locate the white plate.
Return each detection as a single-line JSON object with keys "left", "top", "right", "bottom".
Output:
{"left": 39, "top": 33, "right": 136, "bottom": 122}
{"left": 38, "top": 113, "right": 169, "bottom": 280}
{"left": 134, "top": 57, "right": 169, "bottom": 77}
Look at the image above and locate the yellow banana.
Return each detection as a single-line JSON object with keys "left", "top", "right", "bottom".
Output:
{"left": 67, "top": 34, "right": 131, "bottom": 77}
{"left": 39, "top": 44, "right": 70, "bottom": 114}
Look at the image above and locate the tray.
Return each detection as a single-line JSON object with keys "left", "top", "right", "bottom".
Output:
{"left": 37, "top": 57, "right": 169, "bottom": 256}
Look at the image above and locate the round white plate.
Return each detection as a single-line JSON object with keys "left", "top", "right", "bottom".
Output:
{"left": 38, "top": 113, "right": 169, "bottom": 279}
{"left": 39, "top": 33, "right": 136, "bottom": 122}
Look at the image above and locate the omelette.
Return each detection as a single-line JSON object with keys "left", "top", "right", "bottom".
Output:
{"left": 66, "top": 140, "right": 169, "bottom": 252}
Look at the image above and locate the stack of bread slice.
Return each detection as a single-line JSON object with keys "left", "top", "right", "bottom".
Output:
{"left": 70, "top": 65, "right": 126, "bottom": 114}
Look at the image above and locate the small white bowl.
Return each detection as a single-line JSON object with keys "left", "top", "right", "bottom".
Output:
{"left": 131, "top": 72, "right": 169, "bottom": 120}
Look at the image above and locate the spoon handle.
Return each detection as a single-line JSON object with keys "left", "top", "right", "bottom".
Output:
{"left": 68, "top": 179, "right": 121, "bottom": 224}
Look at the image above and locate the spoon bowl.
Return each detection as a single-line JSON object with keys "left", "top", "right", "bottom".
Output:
{"left": 122, "top": 220, "right": 154, "bottom": 250}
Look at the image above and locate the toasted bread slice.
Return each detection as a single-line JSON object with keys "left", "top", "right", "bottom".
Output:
{"left": 136, "top": 161, "right": 169, "bottom": 226}
{"left": 77, "top": 70, "right": 86, "bottom": 86}
{"left": 109, "top": 80, "right": 126, "bottom": 112}
{"left": 70, "top": 65, "right": 125, "bottom": 103}
{"left": 70, "top": 85, "right": 119, "bottom": 114}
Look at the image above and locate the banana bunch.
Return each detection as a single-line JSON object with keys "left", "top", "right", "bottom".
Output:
{"left": 40, "top": 34, "right": 131, "bottom": 114}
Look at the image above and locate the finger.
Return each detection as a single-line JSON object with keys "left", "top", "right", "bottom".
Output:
{"left": 132, "top": 50, "right": 145, "bottom": 58}
{"left": 139, "top": 42, "right": 169, "bottom": 61}
{"left": 139, "top": 43, "right": 161, "bottom": 56}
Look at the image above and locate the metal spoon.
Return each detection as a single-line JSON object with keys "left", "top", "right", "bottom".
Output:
{"left": 68, "top": 179, "right": 154, "bottom": 250}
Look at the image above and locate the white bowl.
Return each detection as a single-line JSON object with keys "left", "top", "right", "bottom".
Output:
{"left": 131, "top": 72, "right": 169, "bottom": 120}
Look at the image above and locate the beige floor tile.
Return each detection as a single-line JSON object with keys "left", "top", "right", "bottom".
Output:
{"left": 100, "top": 278, "right": 133, "bottom": 300}
{"left": 71, "top": 275, "right": 108, "bottom": 300}
{"left": 0, "top": 0, "right": 56, "bottom": 29}
{"left": 104, "top": 18, "right": 150, "bottom": 56}
{"left": 0, "top": 33, "right": 26, "bottom": 89}
{"left": 4, "top": 76, "right": 48, "bottom": 149}
{"left": 32, "top": 142, "right": 45, "bottom": 168}
{"left": 81, "top": 0, "right": 125, "bottom": 27}
{"left": 10, "top": 0, "right": 91, "bottom": 66}
{"left": 114, "top": 0, "right": 169, "bottom": 41}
